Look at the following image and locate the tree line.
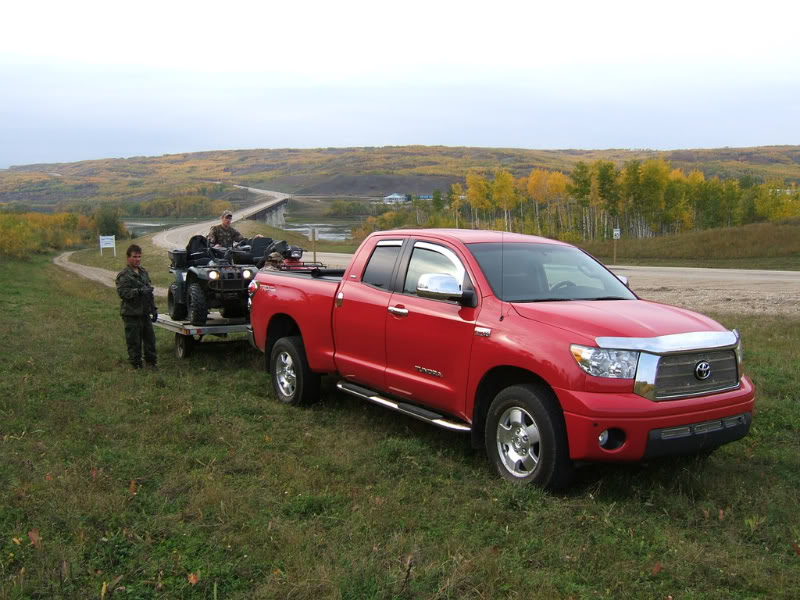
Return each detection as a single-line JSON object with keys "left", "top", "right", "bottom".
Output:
{"left": 0, "top": 212, "right": 114, "bottom": 258}
{"left": 353, "top": 159, "right": 800, "bottom": 242}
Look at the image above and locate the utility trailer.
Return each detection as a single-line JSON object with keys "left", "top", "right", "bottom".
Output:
{"left": 154, "top": 314, "right": 252, "bottom": 359}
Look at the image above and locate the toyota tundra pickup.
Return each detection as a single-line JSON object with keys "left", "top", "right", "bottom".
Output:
{"left": 248, "top": 229, "right": 755, "bottom": 489}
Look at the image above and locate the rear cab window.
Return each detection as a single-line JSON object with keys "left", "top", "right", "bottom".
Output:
{"left": 361, "top": 240, "right": 402, "bottom": 290}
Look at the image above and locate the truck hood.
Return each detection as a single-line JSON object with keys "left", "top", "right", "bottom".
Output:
{"left": 511, "top": 299, "right": 727, "bottom": 341}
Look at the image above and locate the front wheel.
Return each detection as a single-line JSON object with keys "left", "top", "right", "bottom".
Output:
{"left": 485, "top": 383, "right": 574, "bottom": 490}
{"left": 269, "top": 336, "right": 321, "bottom": 406}
{"left": 187, "top": 282, "right": 208, "bottom": 325}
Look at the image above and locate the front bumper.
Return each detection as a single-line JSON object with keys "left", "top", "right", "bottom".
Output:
{"left": 557, "top": 376, "right": 755, "bottom": 461}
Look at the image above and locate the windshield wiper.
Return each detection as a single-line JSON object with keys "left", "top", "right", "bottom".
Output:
{"left": 583, "top": 296, "right": 629, "bottom": 301}
{"left": 518, "top": 298, "right": 576, "bottom": 303}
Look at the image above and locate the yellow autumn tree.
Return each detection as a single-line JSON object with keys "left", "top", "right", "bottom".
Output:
{"left": 493, "top": 169, "right": 516, "bottom": 231}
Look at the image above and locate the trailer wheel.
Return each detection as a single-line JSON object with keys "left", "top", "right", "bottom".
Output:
{"left": 187, "top": 282, "right": 208, "bottom": 325}
{"left": 168, "top": 283, "right": 188, "bottom": 321}
{"left": 175, "top": 333, "right": 193, "bottom": 359}
{"left": 485, "top": 383, "right": 574, "bottom": 490}
{"left": 269, "top": 336, "right": 320, "bottom": 405}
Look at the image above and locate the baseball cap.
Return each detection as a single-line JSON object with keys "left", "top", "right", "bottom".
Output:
{"left": 268, "top": 252, "right": 283, "bottom": 261}
{"left": 221, "top": 210, "right": 233, "bottom": 218}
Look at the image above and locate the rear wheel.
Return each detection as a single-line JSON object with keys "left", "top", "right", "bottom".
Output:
{"left": 269, "top": 336, "right": 320, "bottom": 405}
{"left": 168, "top": 283, "right": 188, "bottom": 321}
{"left": 175, "top": 333, "right": 193, "bottom": 358}
{"left": 485, "top": 383, "right": 574, "bottom": 490}
{"left": 187, "top": 282, "right": 208, "bottom": 325}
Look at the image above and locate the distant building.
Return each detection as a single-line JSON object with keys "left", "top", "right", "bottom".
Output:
{"left": 383, "top": 193, "right": 407, "bottom": 204}
{"left": 417, "top": 194, "right": 433, "bottom": 200}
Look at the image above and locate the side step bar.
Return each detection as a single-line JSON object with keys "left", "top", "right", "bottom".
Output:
{"left": 336, "top": 381, "right": 471, "bottom": 433}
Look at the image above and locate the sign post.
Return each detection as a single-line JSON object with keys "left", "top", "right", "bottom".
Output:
{"left": 311, "top": 228, "right": 317, "bottom": 264}
{"left": 99, "top": 235, "right": 116, "bottom": 257}
{"left": 612, "top": 228, "right": 620, "bottom": 264}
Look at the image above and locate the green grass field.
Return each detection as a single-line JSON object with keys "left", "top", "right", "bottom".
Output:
{"left": 1, "top": 254, "right": 798, "bottom": 598}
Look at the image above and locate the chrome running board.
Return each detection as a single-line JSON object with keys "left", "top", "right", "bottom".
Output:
{"left": 336, "top": 381, "right": 471, "bottom": 433}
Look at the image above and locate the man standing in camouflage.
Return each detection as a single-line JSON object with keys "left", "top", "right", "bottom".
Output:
{"left": 116, "top": 244, "right": 158, "bottom": 370}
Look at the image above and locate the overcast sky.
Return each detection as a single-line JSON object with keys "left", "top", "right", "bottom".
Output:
{"left": 1, "top": 0, "right": 798, "bottom": 168}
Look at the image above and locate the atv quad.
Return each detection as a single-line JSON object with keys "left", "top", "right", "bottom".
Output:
{"left": 167, "top": 235, "right": 273, "bottom": 325}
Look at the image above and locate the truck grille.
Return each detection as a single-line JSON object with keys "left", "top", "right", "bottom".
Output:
{"left": 655, "top": 350, "right": 738, "bottom": 400}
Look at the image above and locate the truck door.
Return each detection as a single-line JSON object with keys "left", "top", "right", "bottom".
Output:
{"left": 332, "top": 239, "right": 403, "bottom": 391}
{"left": 384, "top": 241, "right": 479, "bottom": 416}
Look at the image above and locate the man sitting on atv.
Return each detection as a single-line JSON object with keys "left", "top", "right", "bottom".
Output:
{"left": 207, "top": 210, "right": 262, "bottom": 249}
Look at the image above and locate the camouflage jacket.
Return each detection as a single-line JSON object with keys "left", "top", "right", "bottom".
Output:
{"left": 207, "top": 224, "right": 244, "bottom": 247}
{"left": 115, "top": 265, "right": 157, "bottom": 317}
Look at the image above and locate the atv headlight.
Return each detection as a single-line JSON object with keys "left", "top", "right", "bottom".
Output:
{"left": 242, "top": 269, "right": 253, "bottom": 279}
{"left": 208, "top": 270, "right": 220, "bottom": 280}
{"left": 570, "top": 344, "right": 639, "bottom": 379}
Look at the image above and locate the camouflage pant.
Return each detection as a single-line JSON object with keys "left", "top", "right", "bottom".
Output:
{"left": 122, "top": 315, "right": 157, "bottom": 368}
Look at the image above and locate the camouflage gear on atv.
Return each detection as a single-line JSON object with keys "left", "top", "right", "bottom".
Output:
{"left": 207, "top": 224, "right": 244, "bottom": 248}
{"left": 116, "top": 265, "right": 157, "bottom": 368}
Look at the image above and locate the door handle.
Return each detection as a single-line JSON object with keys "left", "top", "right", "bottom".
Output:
{"left": 335, "top": 291, "right": 344, "bottom": 307}
{"left": 388, "top": 306, "right": 408, "bottom": 316}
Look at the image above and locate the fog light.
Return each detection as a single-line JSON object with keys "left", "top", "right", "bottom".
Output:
{"left": 598, "top": 428, "right": 626, "bottom": 450}
{"left": 598, "top": 430, "right": 609, "bottom": 446}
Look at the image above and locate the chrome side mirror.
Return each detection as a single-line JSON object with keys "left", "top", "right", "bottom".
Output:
{"left": 616, "top": 274, "right": 629, "bottom": 287}
{"left": 417, "top": 273, "right": 463, "bottom": 300}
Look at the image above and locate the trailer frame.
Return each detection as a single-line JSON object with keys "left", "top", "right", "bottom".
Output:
{"left": 154, "top": 314, "right": 252, "bottom": 358}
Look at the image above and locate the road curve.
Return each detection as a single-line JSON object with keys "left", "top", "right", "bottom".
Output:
{"left": 151, "top": 186, "right": 290, "bottom": 250}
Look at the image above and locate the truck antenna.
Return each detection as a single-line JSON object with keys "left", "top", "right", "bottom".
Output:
{"left": 499, "top": 230, "right": 505, "bottom": 321}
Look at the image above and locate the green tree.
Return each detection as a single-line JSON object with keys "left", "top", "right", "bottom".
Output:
{"left": 431, "top": 189, "right": 444, "bottom": 213}
{"left": 94, "top": 205, "right": 126, "bottom": 237}
{"left": 448, "top": 183, "right": 464, "bottom": 228}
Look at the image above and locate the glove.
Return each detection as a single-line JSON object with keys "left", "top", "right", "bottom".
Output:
{"left": 140, "top": 285, "right": 154, "bottom": 295}
{"left": 151, "top": 311, "right": 158, "bottom": 323}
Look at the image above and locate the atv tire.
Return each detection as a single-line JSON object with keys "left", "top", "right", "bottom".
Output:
{"left": 187, "top": 282, "right": 208, "bottom": 325}
{"left": 168, "top": 283, "right": 188, "bottom": 321}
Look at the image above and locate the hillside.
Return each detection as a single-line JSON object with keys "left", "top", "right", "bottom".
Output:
{"left": 2, "top": 145, "right": 800, "bottom": 209}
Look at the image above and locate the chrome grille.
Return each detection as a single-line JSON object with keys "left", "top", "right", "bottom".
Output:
{"left": 655, "top": 350, "right": 738, "bottom": 400}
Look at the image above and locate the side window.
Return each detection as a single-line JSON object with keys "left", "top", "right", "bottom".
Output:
{"left": 361, "top": 243, "right": 401, "bottom": 290}
{"left": 403, "top": 243, "right": 465, "bottom": 296}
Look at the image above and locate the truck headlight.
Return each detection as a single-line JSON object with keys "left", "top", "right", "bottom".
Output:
{"left": 570, "top": 344, "right": 639, "bottom": 379}
{"left": 208, "top": 270, "right": 220, "bottom": 280}
{"left": 242, "top": 269, "right": 253, "bottom": 279}
{"left": 733, "top": 329, "right": 743, "bottom": 375}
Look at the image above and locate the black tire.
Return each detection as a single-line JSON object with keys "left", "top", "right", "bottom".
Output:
{"left": 168, "top": 283, "right": 188, "bottom": 321}
{"left": 269, "top": 336, "right": 320, "bottom": 406}
{"left": 187, "top": 282, "right": 208, "bottom": 325}
{"left": 485, "top": 383, "right": 574, "bottom": 490}
{"left": 175, "top": 333, "right": 193, "bottom": 359}
{"left": 220, "top": 302, "right": 247, "bottom": 320}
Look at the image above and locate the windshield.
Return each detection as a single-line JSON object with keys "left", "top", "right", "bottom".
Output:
{"left": 467, "top": 242, "right": 636, "bottom": 302}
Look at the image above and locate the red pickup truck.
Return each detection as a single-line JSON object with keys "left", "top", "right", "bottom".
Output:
{"left": 248, "top": 229, "right": 754, "bottom": 489}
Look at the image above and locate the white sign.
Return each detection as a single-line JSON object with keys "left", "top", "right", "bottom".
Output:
{"left": 99, "top": 235, "right": 116, "bottom": 256}
{"left": 613, "top": 229, "right": 621, "bottom": 240}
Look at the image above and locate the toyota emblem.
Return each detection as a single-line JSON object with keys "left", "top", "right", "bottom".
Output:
{"left": 694, "top": 360, "right": 712, "bottom": 380}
